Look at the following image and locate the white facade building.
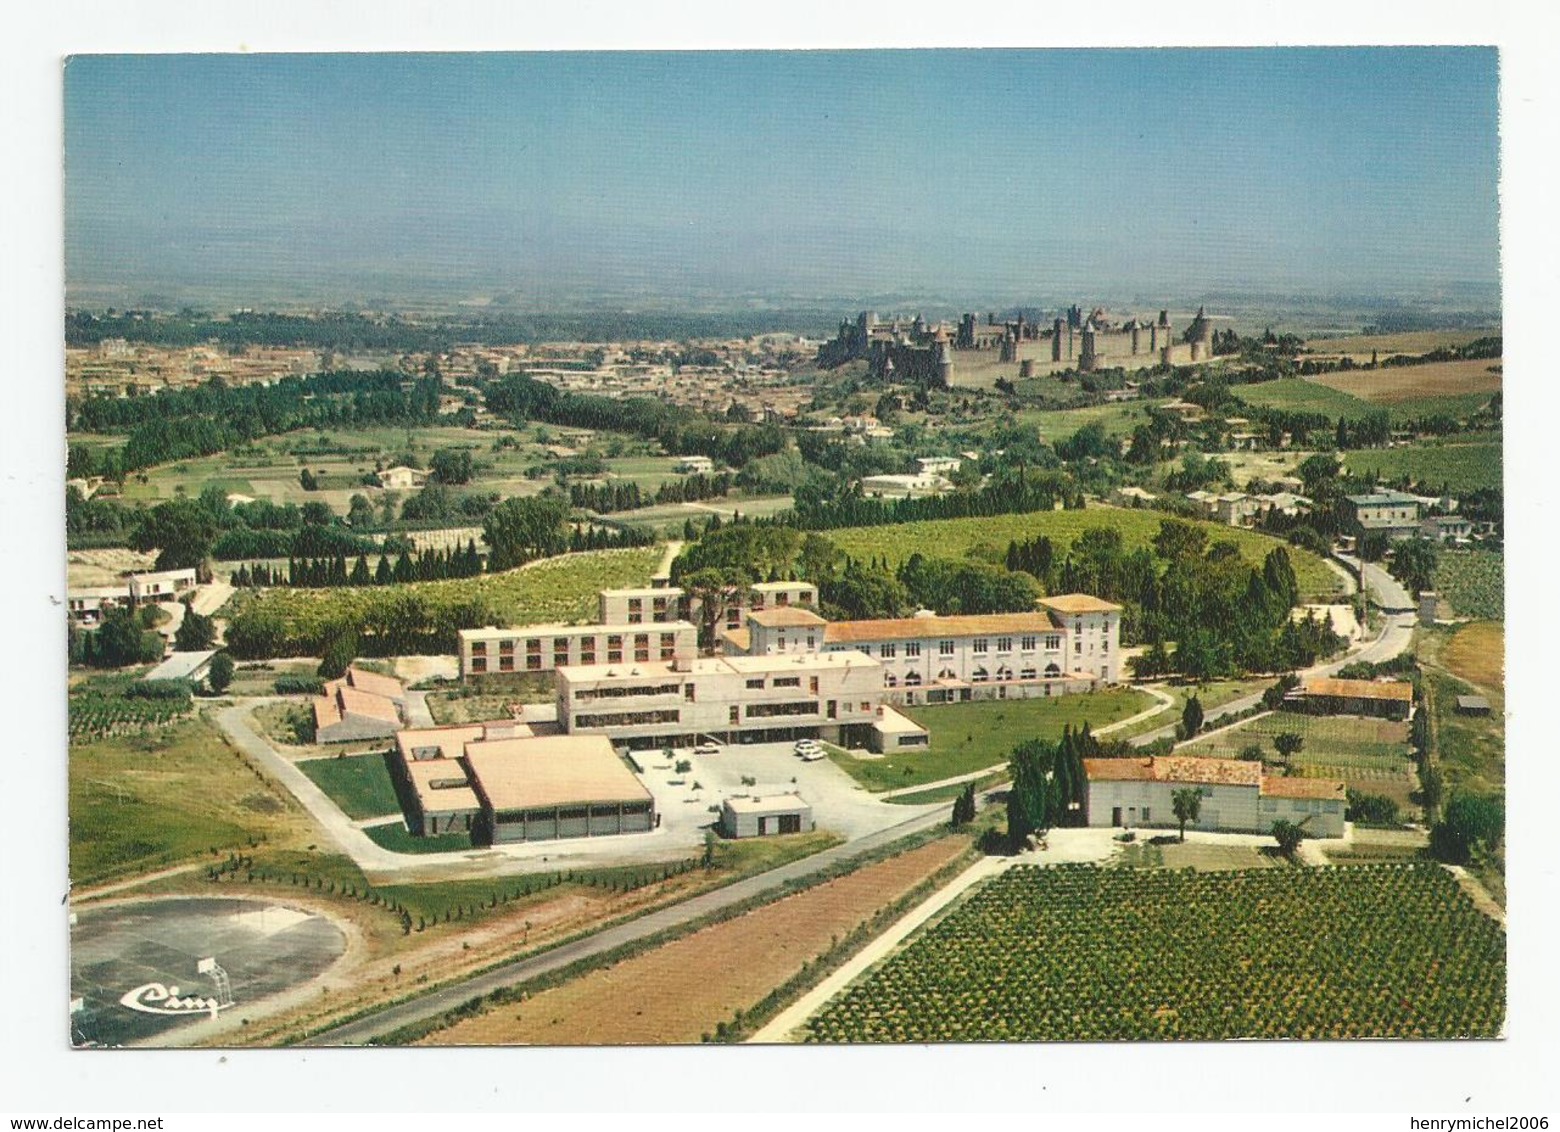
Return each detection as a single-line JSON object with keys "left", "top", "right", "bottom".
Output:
{"left": 556, "top": 649, "right": 885, "bottom": 749}
{"left": 1083, "top": 755, "right": 1346, "bottom": 839}
{"left": 818, "top": 596, "right": 1122, "bottom": 706}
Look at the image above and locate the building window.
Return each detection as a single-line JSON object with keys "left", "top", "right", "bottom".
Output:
{"left": 729, "top": 705, "right": 740, "bottom": 724}
{"left": 996, "top": 637, "right": 1012, "bottom": 653}
{"left": 1101, "top": 639, "right": 1109, "bottom": 653}
{"left": 500, "top": 655, "right": 515, "bottom": 672}
{"left": 858, "top": 645, "right": 873, "bottom": 656}
{"left": 746, "top": 678, "right": 765, "bottom": 689}
{"left": 661, "top": 633, "right": 676, "bottom": 649}
{"left": 471, "top": 641, "right": 487, "bottom": 656}
{"left": 1141, "top": 807, "right": 1151, "bottom": 822}
{"left": 973, "top": 638, "right": 989, "bottom": 654}
{"left": 905, "top": 642, "right": 921, "bottom": 658}
{"left": 1045, "top": 634, "right": 1061, "bottom": 650}
{"left": 1020, "top": 666, "right": 1036, "bottom": 680}
{"left": 972, "top": 667, "right": 989, "bottom": 683}
{"left": 881, "top": 643, "right": 897, "bottom": 658}
{"left": 904, "top": 671, "right": 922, "bottom": 686}
{"left": 526, "top": 638, "right": 541, "bottom": 654}
{"left": 1075, "top": 641, "right": 1082, "bottom": 654}
{"left": 579, "top": 642, "right": 595, "bottom": 664}
{"left": 773, "top": 676, "right": 800, "bottom": 688}
{"left": 885, "top": 674, "right": 898, "bottom": 687}
{"left": 939, "top": 640, "right": 955, "bottom": 656}
{"left": 471, "top": 657, "right": 486, "bottom": 673}
{"left": 526, "top": 656, "right": 542, "bottom": 671}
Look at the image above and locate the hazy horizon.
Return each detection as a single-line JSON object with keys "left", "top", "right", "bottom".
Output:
{"left": 64, "top": 49, "right": 1502, "bottom": 314}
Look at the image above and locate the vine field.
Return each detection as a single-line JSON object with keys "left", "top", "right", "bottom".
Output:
{"left": 805, "top": 864, "right": 1504, "bottom": 1042}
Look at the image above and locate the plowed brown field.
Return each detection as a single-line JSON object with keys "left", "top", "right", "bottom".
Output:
{"left": 1312, "top": 359, "right": 1501, "bottom": 404}
{"left": 420, "top": 836, "right": 970, "bottom": 1046}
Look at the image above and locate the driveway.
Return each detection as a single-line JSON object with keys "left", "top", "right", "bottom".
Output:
{"left": 212, "top": 703, "right": 941, "bottom": 885}
{"left": 1334, "top": 552, "right": 1415, "bottom": 613}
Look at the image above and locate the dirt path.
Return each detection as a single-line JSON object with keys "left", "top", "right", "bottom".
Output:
{"left": 70, "top": 861, "right": 207, "bottom": 903}
{"left": 420, "top": 837, "right": 970, "bottom": 1046}
{"left": 750, "top": 853, "right": 1011, "bottom": 1043}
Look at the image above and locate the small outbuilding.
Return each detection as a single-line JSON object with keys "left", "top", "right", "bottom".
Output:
{"left": 1455, "top": 695, "right": 1492, "bottom": 716}
{"left": 720, "top": 793, "right": 814, "bottom": 839}
{"left": 142, "top": 650, "right": 217, "bottom": 688}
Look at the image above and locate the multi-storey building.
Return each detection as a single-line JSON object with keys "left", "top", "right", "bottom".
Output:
{"left": 555, "top": 649, "right": 891, "bottom": 750}
{"left": 814, "top": 595, "right": 1122, "bottom": 705}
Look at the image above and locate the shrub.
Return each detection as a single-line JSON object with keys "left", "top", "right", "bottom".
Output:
{"left": 1345, "top": 790, "right": 1400, "bottom": 826}
{"left": 124, "top": 679, "right": 194, "bottom": 701}
{"left": 274, "top": 674, "right": 326, "bottom": 695}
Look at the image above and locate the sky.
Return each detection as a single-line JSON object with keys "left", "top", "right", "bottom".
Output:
{"left": 63, "top": 48, "right": 1502, "bottom": 309}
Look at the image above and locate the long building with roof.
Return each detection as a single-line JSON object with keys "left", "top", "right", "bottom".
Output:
{"left": 1083, "top": 755, "right": 1346, "bottom": 838}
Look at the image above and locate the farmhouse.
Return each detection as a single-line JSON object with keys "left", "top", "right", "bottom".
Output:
{"left": 859, "top": 472, "right": 951, "bottom": 498}
{"left": 1083, "top": 755, "right": 1346, "bottom": 838}
{"left": 67, "top": 567, "right": 199, "bottom": 624}
{"left": 1344, "top": 492, "right": 1422, "bottom": 542}
{"left": 1293, "top": 677, "right": 1415, "bottom": 721}
{"left": 675, "top": 454, "right": 715, "bottom": 474}
{"left": 915, "top": 456, "right": 962, "bottom": 476}
{"left": 720, "top": 793, "right": 814, "bottom": 839}
{"left": 377, "top": 465, "right": 429, "bottom": 490}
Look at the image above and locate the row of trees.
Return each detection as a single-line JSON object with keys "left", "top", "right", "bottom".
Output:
{"left": 567, "top": 471, "right": 735, "bottom": 514}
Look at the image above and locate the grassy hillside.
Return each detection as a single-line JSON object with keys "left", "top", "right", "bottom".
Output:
{"left": 824, "top": 506, "right": 1343, "bottom": 600}
{"left": 222, "top": 546, "right": 663, "bottom": 637}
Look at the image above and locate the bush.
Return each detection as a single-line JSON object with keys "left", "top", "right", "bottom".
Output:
{"left": 1346, "top": 790, "right": 1400, "bottom": 826}
{"left": 207, "top": 652, "right": 235, "bottom": 693}
{"left": 274, "top": 674, "right": 326, "bottom": 695}
{"left": 1429, "top": 794, "right": 1504, "bottom": 865}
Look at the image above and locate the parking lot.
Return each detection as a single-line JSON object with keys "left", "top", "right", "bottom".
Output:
{"left": 635, "top": 739, "right": 938, "bottom": 844}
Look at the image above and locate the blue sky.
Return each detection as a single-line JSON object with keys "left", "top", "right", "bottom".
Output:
{"left": 63, "top": 48, "right": 1501, "bottom": 307}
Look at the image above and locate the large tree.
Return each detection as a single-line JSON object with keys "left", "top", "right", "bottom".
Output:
{"left": 1387, "top": 537, "right": 1440, "bottom": 597}
{"left": 129, "top": 498, "right": 219, "bottom": 571}
{"left": 1007, "top": 739, "right": 1056, "bottom": 847}
{"left": 482, "top": 495, "right": 570, "bottom": 571}
{"left": 1181, "top": 695, "right": 1205, "bottom": 739}
{"left": 1273, "top": 731, "right": 1305, "bottom": 771}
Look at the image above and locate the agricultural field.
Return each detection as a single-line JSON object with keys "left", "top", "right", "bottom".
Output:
{"left": 222, "top": 546, "right": 662, "bottom": 641}
{"left": 1313, "top": 359, "right": 1501, "bottom": 406}
{"left": 833, "top": 689, "right": 1154, "bottom": 793}
{"left": 1016, "top": 400, "right": 1159, "bottom": 440}
{"left": 1420, "top": 622, "right": 1505, "bottom": 802}
{"left": 297, "top": 753, "right": 402, "bottom": 821}
{"left": 1305, "top": 329, "right": 1498, "bottom": 359}
{"left": 804, "top": 864, "right": 1505, "bottom": 1042}
{"left": 70, "top": 715, "right": 315, "bottom": 887}
{"left": 1432, "top": 549, "right": 1504, "bottom": 620}
{"left": 69, "top": 675, "right": 195, "bottom": 742}
{"left": 1233, "top": 378, "right": 1376, "bottom": 419}
{"left": 1344, "top": 439, "right": 1503, "bottom": 496}
{"left": 824, "top": 506, "right": 1343, "bottom": 601}
{"left": 1180, "top": 711, "right": 1418, "bottom": 807}
{"left": 417, "top": 837, "right": 972, "bottom": 1046}
{"left": 1439, "top": 621, "right": 1504, "bottom": 693}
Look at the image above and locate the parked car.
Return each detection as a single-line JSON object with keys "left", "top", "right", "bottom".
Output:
{"left": 693, "top": 742, "right": 721, "bottom": 756}
{"left": 793, "top": 739, "right": 822, "bottom": 757}
{"left": 800, "top": 749, "right": 826, "bottom": 762}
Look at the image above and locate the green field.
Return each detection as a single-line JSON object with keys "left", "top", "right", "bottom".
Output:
{"left": 1345, "top": 440, "right": 1503, "bottom": 495}
{"left": 1433, "top": 549, "right": 1504, "bottom": 620}
{"left": 70, "top": 715, "right": 312, "bottom": 886}
{"left": 1234, "top": 378, "right": 1375, "bottom": 419}
{"left": 831, "top": 688, "right": 1153, "bottom": 792}
{"left": 223, "top": 546, "right": 663, "bottom": 642}
{"left": 805, "top": 864, "right": 1505, "bottom": 1042}
{"left": 1015, "top": 401, "right": 1157, "bottom": 440}
{"left": 824, "top": 507, "right": 1343, "bottom": 601}
{"left": 298, "top": 753, "right": 402, "bottom": 820}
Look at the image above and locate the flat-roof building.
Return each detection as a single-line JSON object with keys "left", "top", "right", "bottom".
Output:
{"left": 465, "top": 735, "right": 655, "bottom": 843}
{"left": 720, "top": 793, "right": 814, "bottom": 839}
{"left": 1293, "top": 677, "right": 1415, "bottom": 720}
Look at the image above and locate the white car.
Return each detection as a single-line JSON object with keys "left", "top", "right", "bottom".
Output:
{"left": 693, "top": 743, "right": 720, "bottom": 756}
{"left": 800, "top": 749, "right": 826, "bottom": 762}
{"left": 793, "top": 739, "right": 822, "bottom": 757}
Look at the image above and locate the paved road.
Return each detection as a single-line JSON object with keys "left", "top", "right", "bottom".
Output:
{"left": 300, "top": 800, "right": 958, "bottom": 1046}
{"left": 1335, "top": 552, "right": 1415, "bottom": 612}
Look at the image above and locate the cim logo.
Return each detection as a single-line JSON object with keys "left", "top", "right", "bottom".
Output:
{"left": 119, "top": 982, "right": 231, "bottom": 1018}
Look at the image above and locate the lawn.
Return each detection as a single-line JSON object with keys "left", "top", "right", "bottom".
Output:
{"left": 70, "top": 714, "right": 314, "bottom": 886}
{"left": 1433, "top": 549, "right": 1504, "bottom": 620}
{"left": 364, "top": 823, "right": 474, "bottom": 855}
{"left": 805, "top": 864, "right": 1505, "bottom": 1041}
{"left": 298, "top": 753, "right": 402, "bottom": 820}
{"left": 1344, "top": 440, "right": 1503, "bottom": 495}
{"left": 823, "top": 506, "right": 1342, "bottom": 601}
{"left": 1014, "top": 401, "right": 1157, "bottom": 440}
{"left": 1109, "top": 679, "right": 1270, "bottom": 740}
{"left": 831, "top": 688, "right": 1154, "bottom": 793}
